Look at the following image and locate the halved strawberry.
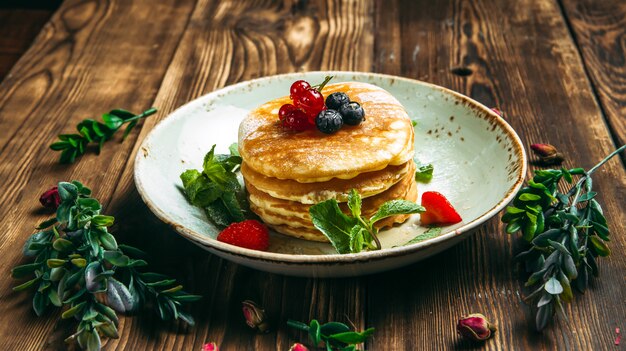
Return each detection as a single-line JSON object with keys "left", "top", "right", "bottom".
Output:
{"left": 420, "top": 191, "right": 462, "bottom": 225}
{"left": 217, "top": 220, "right": 270, "bottom": 251}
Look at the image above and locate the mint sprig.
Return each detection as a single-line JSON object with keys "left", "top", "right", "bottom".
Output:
{"left": 180, "top": 144, "right": 248, "bottom": 228}
{"left": 502, "top": 144, "right": 625, "bottom": 331}
{"left": 287, "top": 319, "right": 374, "bottom": 351}
{"left": 414, "top": 159, "right": 434, "bottom": 183}
{"left": 309, "top": 189, "right": 424, "bottom": 254}
{"left": 12, "top": 181, "right": 200, "bottom": 351}
{"left": 50, "top": 108, "right": 157, "bottom": 164}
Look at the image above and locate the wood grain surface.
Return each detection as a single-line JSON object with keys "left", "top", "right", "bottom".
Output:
{"left": 560, "top": 0, "right": 626, "bottom": 159}
{"left": 0, "top": 0, "right": 624, "bottom": 350}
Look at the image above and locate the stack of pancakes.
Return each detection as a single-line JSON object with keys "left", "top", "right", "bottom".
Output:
{"left": 238, "top": 82, "right": 417, "bottom": 242}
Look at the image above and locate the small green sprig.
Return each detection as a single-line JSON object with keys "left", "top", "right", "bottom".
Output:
{"left": 50, "top": 107, "right": 157, "bottom": 163}
{"left": 309, "top": 189, "right": 424, "bottom": 254}
{"left": 12, "top": 181, "right": 200, "bottom": 351}
{"left": 502, "top": 144, "right": 625, "bottom": 331}
{"left": 287, "top": 319, "right": 374, "bottom": 351}
{"left": 414, "top": 158, "right": 434, "bottom": 183}
{"left": 180, "top": 143, "right": 248, "bottom": 228}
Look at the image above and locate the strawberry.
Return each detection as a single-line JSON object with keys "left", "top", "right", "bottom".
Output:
{"left": 217, "top": 220, "right": 270, "bottom": 251}
{"left": 420, "top": 191, "right": 462, "bottom": 225}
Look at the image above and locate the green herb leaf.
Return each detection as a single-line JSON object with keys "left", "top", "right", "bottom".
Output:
{"left": 309, "top": 200, "right": 358, "bottom": 254}
{"left": 369, "top": 200, "right": 424, "bottom": 224}
{"left": 414, "top": 160, "right": 434, "bottom": 183}
{"left": 347, "top": 189, "right": 361, "bottom": 218}
{"left": 229, "top": 143, "right": 240, "bottom": 157}
{"left": 402, "top": 227, "right": 442, "bottom": 246}
{"left": 180, "top": 146, "right": 247, "bottom": 228}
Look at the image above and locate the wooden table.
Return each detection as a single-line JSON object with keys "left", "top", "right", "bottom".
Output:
{"left": 1, "top": 0, "right": 624, "bottom": 349}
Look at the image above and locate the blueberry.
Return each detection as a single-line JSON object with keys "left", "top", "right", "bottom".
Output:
{"left": 315, "top": 109, "right": 344, "bottom": 134}
{"left": 338, "top": 101, "right": 365, "bottom": 125}
{"left": 325, "top": 92, "right": 350, "bottom": 110}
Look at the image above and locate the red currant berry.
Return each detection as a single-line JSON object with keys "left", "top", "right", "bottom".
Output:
{"left": 278, "top": 104, "right": 298, "bottom": 122}
{"left": 290, "top": 80, "right": 310, "bottom": 100}
{"left": 282, "top": 109, "right": 312, "bottom": 131}
{"left": 294, "top": 88, "right": 325, "bottom": 117}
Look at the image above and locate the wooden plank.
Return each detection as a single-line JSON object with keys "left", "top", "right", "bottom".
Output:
{"left": 105, "top": 0, "right": 374, "bottom": 349}
{"left": 0, "top": 0, "right": 197, "bottom": 349}
{"left": 560, "top": 0, "right": 626, "bottom": 160}
{"left": 368, "top": 0, "right": 625, "bottom": 349}
{"left": 0, "top": 9, "right": 54, "bottom": 80}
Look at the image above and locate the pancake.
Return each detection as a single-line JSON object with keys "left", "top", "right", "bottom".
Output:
{"left": 246, "top": 167, "right": 418, "bottom": 241}
{"left": 240, "top": 160, "right": 412, "bottom": 204}
{"left": 251, "top": 180, "right": 418, "bottom": 242}
{"left": 238, "top": 82, "right": 415, "bottom": 183}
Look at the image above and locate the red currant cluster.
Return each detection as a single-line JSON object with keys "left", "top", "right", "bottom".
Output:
{"left": 278, "top": 78, "right": 330, "bottom": 131}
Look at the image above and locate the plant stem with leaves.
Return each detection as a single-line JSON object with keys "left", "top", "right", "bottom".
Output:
{"left": 287, "top": 319, "right": 374, "bottom": 351}
{"left": 502, "top": 144, "right": 625, "bottom": 330}
{"left": 50, "top": 107, "right": 157, "bottom": 163}
{"left": 12, "top": 181, "right": 200, "bottom": 351}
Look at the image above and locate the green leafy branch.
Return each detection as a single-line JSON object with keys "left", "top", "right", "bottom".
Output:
{"left": 12, "top": 181, "right": 200, "bottom": 351}
{"left": 309, "top": 189, "right": 424, "bottom": 254}
{"left": 502, "top": 144, "right": 624, "bottom": 330}
{"left": 50, "top": 108, "right": 157, "bottom": 163}
{"left": 287, "top": 319, "right": 374, "bottom": 351}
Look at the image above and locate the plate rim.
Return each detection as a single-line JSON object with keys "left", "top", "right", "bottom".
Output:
{"left": 134, "top": 71, "right": 527, "bottom": 264}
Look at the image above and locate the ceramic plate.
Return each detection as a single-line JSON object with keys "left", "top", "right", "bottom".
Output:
{"left": 134, "top": 72, "right": 526, "bottom": 277}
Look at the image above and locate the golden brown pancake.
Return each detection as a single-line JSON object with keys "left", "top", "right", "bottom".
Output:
{"left": 251, "top": 180, "right": 418, "bottom": 242}
{"left": 240, "top": 161, "right": 412, "bottom": 204}
{"left": 238, "top": 82, "right": 415, "bottom": 183}
{"left": 246, "top": 168, "right": 418, "bottom": 242}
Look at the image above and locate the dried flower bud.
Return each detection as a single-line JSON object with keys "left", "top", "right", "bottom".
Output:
{"left": 530, "top": 143, "right": 565, "bottom": 165}
{"left": 242, "top": 300, "right": 270, "bottom": 333}
{"left": 289, "top": 343, "right": 309, "bottom": 351}
{"left": 491, "top": 107, "right": 503, "bottom": 117}
{"left": 202, "top": 342, "right": 219, "bottom": 351}
{"left": 39, "top": 186, "right": 61, "bottom": 210}
{"left": 457, "top": 313, "right": 497, "bottom": 342}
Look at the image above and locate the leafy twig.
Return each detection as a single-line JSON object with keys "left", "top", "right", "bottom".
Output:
{"left": 12, "top": 181, "right": 200, "bottom": 351}
{"left": 502, "top": 144, "right": 625, "bottom": 330}
{"left": 50, "top": 107, "right": 157, "bottom": 163}
{"left": 287, "top": 319, "right": 374, "bottom": 351}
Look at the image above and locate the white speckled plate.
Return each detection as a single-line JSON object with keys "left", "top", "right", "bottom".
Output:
{"left": 134, "top": 72, "right": 526, "bottom": 277}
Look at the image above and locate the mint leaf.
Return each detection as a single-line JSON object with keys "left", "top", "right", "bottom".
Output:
{"left": 180, "top": 171, "right": 223, "bottom": 207}
{"left": 369, "top": 200, "right": 424, "bottom": 224}
{"left": 181, "top": 144, "right": 247, "bottom": 227}
{"left": 402, "top": 227, "right": 442, "bottom": 246}
{"left": 205, "top": 202, "right": 232, "bottom": 228}
{"left": 347, "top": 189, "right": 361, "bottom": 218}
{"left": 414, "top": 159, "right": 434, "bottom": 183}
{"left": 220, "top": 192, "right": 245, "bottom": 222}
{"left": 229, "top": 142, "right": 240, "bottom": 157}
{"left": 202, "top": 146, "right": 239, "bottom": 189}
{"left": 349, "top": 226, "right": 365, "bottom": 253}
{"left": 309, "top": 200, "right": 358, "bottom": 254}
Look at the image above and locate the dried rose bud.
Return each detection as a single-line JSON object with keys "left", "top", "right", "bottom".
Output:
{"left": 202, "top": 342, "right": 219, "bottom": 351}
{"left": 39, "top": 186, "right": 61, "bottom": 210}
{"left": 457, "top": 313, "right": 497, "bottom": 342}
{"left": 491, "top": 107, "right": 503, "bottom": 117}
{"left": 530, "top": 143, "right": 565, "bottom": 165}
{"left": 242, "top": 300, "right": 270, "bottom": 333}
{"left": 289, "top": 343, "right": 309, "bottom": 351}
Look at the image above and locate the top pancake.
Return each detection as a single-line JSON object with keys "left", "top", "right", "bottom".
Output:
{"left": 238, "top": 82, "right": 415, "bottom": 183}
